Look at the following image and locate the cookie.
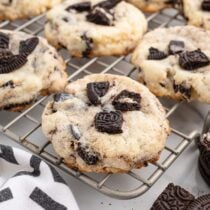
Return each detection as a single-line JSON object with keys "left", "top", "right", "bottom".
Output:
{"left": 186, "top": 194, "right": 210, "bottom": 210}
{"left": 198, "top": 133, "right": 210, "bottom": 186}
{"left": 0, "top": 30, "right": 67, "bottom": 111}
{"left": 126, "top": 0, "right": 174, "bottom": 12}
{"left": 0, "top": 0, "right": 63, "bottom": 21}
{"left": 132, "top": 26, "right": 210, "bottom": 104}
{"left": 183, "top": 0, "right": 210, "bottom": 30}
{"left": 45, "top": 0, "right": 147, "bottom": 58}
{"left": 151, "top": 183, "right": 195, "bottom": 210}
{"left": 42, "top": 74, "right": 170, "bottom": 173}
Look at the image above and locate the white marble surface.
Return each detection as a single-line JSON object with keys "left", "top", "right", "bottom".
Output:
{"left": 0, "top": 101, "right": 209, "bottom": 210}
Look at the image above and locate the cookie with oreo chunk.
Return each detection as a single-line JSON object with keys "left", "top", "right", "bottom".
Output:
{"left": 132, "top": 26, "right": 210, "bottom": 104}
{"left": 0, "top": 0, "right": 63, "bottom": 20}
{"left": 0, "top": 30, "right": 67, "bottom": 111}
{"left": 45, "top": 0, "right": 147, "bottom": 58}
{"left": 42, "top": 74, "right": 170, "bottom": 173}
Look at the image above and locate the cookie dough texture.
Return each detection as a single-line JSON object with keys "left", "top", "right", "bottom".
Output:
{"left": 42, "top": 74, "right": 170, "bottom": 173}
{"left": 0, "top": 0, "right": 63, "bottom": 20}
{"left": 183, "top": 0, "right": 210, "bottom": 30}
{"left": 45, "top": 0, "right": 147, "bottom": 58}
{"left": 132, "top": 26, "right": 210, "bottom": 104}
{"left": 126, "top": 0, "right": 173, "bottom": 12}
{"left": 0, "top": 30, "right": 67, "bottom": 111}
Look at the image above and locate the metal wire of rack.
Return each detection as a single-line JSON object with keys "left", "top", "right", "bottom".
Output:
{"left": 0, "top": 6, "right": 201, "bottom": 199}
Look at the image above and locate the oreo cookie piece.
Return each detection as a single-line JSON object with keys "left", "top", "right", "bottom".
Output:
{"left": 112, "top": 90, "right": 141, "bottom": 112}
{"left": 179, "top": 49, "right": 210, "bottom": 70}
{"left": 81, "top": 33, "right": 93, "bottom": 57}
{"left": 168, "top": 40, "right": 185, "bottom": 55}
{"left": 202, "top": 0, "right": 210, "bottom": 11}
{"left": 186, "top": 194, "right": 210, "bottom": 210}
{"left": 87, "top": 81, "right": 109, "bottom": 105}
{"left": 148, "top": 47, "right": 167, "bottom": 60}
{"left": 173, "top": 82, "right": 192, "bottom": 100}
{"left": 54, "top": 93, "right": 73, "bottom": 102}
{"left": 95, "top": 111, "right": 123, "bottom": 134}
{"left": 19, "top": 37, "right": 39, "bottom": 56}
{"left": 86, "top": 7, "right": 113, "bottom": 26}
{"left": 94, "top": 0, "right": 121, "bottom": 10}
{"left": 151, "top": 183, "right": 195, "bottom": 210}
{"left": 66, "top": 2, "right": 91, "bottom": 12}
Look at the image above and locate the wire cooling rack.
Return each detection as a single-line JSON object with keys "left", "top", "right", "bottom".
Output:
{"left": 0, "top": 7, "right": 201, "bottom": 199}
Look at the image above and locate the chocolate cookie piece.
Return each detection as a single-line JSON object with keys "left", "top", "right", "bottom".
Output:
{"left": 112, "top": 90, "right": 141, "bottom": 112}
{"left": 95, "top": 0, "right": 121, "bottom": 10}
{"left": 151, "top": 183, "right": 195, "bottom": 210}
{"left": 199, "top": 160, "right": 210, "bottom": 186}
{"left": 54, "top": 93, "right": 73, "bottom": 102}
{"left": 202, "top": 0, "right": 210, "bottom": 11}
{"left": 179, "top": 49, "right": 210, "bottom": 70}
{"left": 66, "top": 2, "right": 91, "bottom": 12}
{"left": 168, "top": 40, "right": 185, "bottom": 55}
{"left": 81, "top": 33, "right": 93, "bottom": 57}
{"left": 95, "top": 111, "right": 123, "bottom": 134}
{"left": 19, "top": 37, "right": 39, "bottom": 56}
{"left": 173, "top": 82, "right": 192, "bottom": 100}
{"left": 186, "top": 194, "right": 210, "bottom": 210}
{"left": 148, "top": 47, "right": 167, "bottom": 60}
{"left": 0, "top": 32, "right": 9, "bottom": 49}
{"left": 87, "top": 81, "right": 109, "bottom": 105}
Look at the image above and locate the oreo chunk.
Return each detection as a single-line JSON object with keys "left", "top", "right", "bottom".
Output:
{"left": 202, "top": 0, "right": 210, "bottom": 11}
{"left": 81, "top": 33, "right": 93, "bottom": 57}
{"left": 66, "top": 2, "right": 91, "bottom": 12}
{"left": 168, "top": 40, "right": 185, "bottom": 55}
{"left": 86, "top": 7, "right": 113, "bottom": 26}
{"left": 77, "top": 145, "right": 99, "bottom": 165}
{"left": 19, "top": 37, "right": 39, "bottom": 56}
{"left": 112, "top": 90, "right": 141, "bottom": 112}
{"left": 1, "top": 80, "right": 15, "bottom": 88}
{"left": 95, "top": 111, "right": 123, "bottom": 134}
{"left": 87, "top": 81, "right": 110, "bottom": 105}
{"left": 70, "top": 125, "right": 81, "bottom": 140}
{"left": 151, "top": 183, "right": 195, "bottom": 210}
{"left": 54, "top": 93, "right": 73, "bottom": 102}
{"left": 187, "top": 195, "right": 210, "bottom": 210}
{"left": 148, "top": 47, "right": 167, "bottom": 60}
{"left": 0, "top": 51, "right": 27, "bottom": 74}
{"left": 179, "top": 49, "right": 210, "bottom": 70}
{"left": 173, "top": 82, "right": 191, "bottom": 100}
{"left": 0, "top": 32, "right": 9, "bottom": 49}
{"left": 94, "top": 0, "right": 121, "bottom": 9}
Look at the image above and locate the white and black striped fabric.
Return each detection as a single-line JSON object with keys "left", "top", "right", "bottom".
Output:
{"left": 0, "top": 144, "right": 79, "bottom": 210}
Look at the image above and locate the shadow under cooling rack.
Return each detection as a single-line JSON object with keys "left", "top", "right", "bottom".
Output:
{"left": 0, "top": 8, "right": 201, "bottom": 199}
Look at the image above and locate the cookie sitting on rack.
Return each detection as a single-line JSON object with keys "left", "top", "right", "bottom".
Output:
{"left": 126, "top": 0, "right": 175, "bottom": 13}
{"left": 42, "top": 74, "right": 170, "bottom": 173}
{"left": 183, "top": 0, "right": 210, "bottom": 30}
{"left": 0, "top": 30, "right": 67, "bottom": 111}
{"left": 0, "top": 0, "right": 63, "bottom": 21}
{"left": 132, "top": 25, "right": 210, "bottom": 104}
{"left": 45, "top": 0, "right": 147, "bottom": 58}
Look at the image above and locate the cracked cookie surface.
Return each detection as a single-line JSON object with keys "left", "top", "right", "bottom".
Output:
{"left": 42, "top": 74, "right": 169, "bottom": 173}
{"left": 0, "top": 0, "right": 63, "bottom": 20}
{"left": 45, "top": 0, "right": 147, "bottom": 58}
{"left": 0, "top": 30, "right": 67, "bottom": 111}
{"left": 132, "top": 26, "right": 210, "bottom": 104}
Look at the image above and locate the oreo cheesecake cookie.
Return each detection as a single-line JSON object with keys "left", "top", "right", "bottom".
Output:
{"left": 198, "top": 133, "right": 210, "bottom": 186}
{"left": 0, "top": 0, "right": 63, "bottom": 20}
{"left": 183, "top": 0, "right": 210, "bottom": 30}
{"left": 126, "top": 0, "right": 175, "bottom": 13}
{"left": 0, "top": 30, "right": 67, "bottom": 111}
{"left": 151, "top": 183, "right": 195, "bottom": 210}
{"left": 45, "top": 0, "right": 147, "bottom": 58}
{"left": 42, "top": 74, "right": 170, "bottom": 173}
{"left": 132, "top": 26, "right": 210, "bottom": 104}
